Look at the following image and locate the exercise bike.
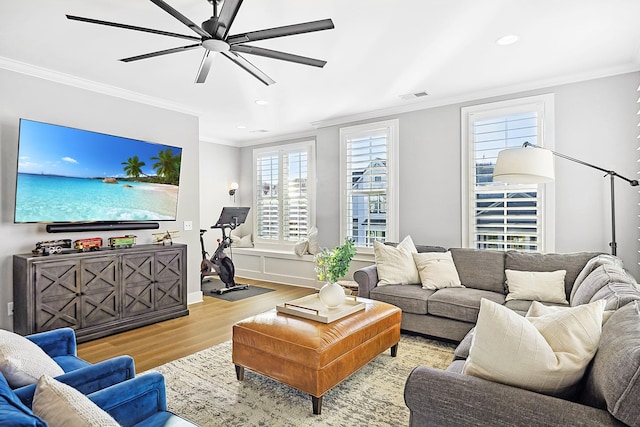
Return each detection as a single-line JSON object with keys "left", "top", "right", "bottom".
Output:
{"left": 200, "top": 207, "right": 250, "bottom": 295}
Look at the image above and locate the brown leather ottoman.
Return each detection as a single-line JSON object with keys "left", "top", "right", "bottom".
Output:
{"left": 232, "top": 297, "right": 401, "bottom": 414}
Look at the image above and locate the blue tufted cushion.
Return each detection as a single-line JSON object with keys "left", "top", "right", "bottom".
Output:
{"left": 0, "top": 373, "right": 46, "bottom": 427}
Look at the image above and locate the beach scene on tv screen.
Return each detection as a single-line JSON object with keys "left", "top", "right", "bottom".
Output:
{"left": 15, "top": 119, "right": 182, "bottom": 223}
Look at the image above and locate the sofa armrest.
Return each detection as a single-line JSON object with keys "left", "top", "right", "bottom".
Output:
{"left": 354, "top": 264, "right": 378, "bottom": 299}
{"left": 404, "top": 366, "right": 624, "bottom": 427}
{"left": 15, "top": 355, "right": 135, "bottom": 408}
{"left": 26, "top": 328, "right": 76, "bottom": 358}
{"left": 89, "top": 372, "right": 167, "bottom": 425}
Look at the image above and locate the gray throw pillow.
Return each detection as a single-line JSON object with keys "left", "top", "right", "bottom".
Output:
{"left": 571, "top": 264, "right": 636, "bottom": 307}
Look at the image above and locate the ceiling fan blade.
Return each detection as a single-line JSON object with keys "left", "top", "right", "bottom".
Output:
{"left": 214, "top": 0, "right": 243, "bottom": 39}
{"left": 227, "top": 19, "right": 334, "bottom": 45}
{"left": 230, "top": 45, "right": 326, "bottom": 68}
{"left": 221, "top": 51, "right": 275, "bottom": 86}
{"left": 149, "top": 0, "right": 211, "bottom": 38}
{"left": 66, "top": 15, "right": 200, "bottom": 41}
{"left": 195, "top": 50, "right": 214, "bottom": 83}
{"left": 120, "top": 43, "right": 201, "bottom": 62}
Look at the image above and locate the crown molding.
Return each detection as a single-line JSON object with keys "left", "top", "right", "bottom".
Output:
{"left": 0, "top": 56, "right": 203, "bottom": 117}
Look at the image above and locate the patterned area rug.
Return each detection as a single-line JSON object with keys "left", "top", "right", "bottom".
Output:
{"left": 147, "top": 334, "right": 456, "bottom": 426}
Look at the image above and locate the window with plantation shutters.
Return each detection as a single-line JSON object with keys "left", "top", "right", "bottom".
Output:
{"left": 340, "top": 120, "right": 399, "bottom": 249}
{"left": 462, "top": 95, "right": 555, "bottom": 252}
{"left": 253, "top": 141, "right": 315, "bottom": 246}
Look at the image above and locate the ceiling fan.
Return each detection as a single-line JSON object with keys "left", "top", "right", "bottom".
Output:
{"left": 66, "top": 0, "right": 334, "bottom": 85}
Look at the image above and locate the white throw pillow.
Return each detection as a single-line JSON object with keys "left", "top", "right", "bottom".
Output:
{"left": 33, "top": 375, "right": 120, "bottom": 427}
{"left": 463, "top": 298, "right": 606, "bottom": 396}
{"left": 230, "top": 232, "right": 253, "bottom": 248}
{"left": 0, "top": 330, "right": 64, "bottom": 388}
{"left": 373, "top": 235, "right": 420, "bottom": 286}
{"left": 307, "top": 226, "right": 320, "bottom": 255}
{"left": 412, "top": 251, "right": 463, "bottom": 290}
{"left": 294, "top": 240, "right": 309, "bottom": 256}
{"left": 505, "top": 269, "right": 568, "bottom": 304}
{"left": 526, "top": 300, "right": 614, "bottom": 325}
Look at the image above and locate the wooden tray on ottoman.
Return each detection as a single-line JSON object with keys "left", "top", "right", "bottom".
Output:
{"left": 276, "top": 294, "right": 365, "bottom": 323}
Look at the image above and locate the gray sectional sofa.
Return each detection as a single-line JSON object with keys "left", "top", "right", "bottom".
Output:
{"left": 354, "top": 246, "right": 640, "bottom": 426}
{"left": 354, "top": 247, "right": 605, "bottom": 341}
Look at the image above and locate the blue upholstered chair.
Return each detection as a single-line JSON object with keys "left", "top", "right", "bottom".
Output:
{"left": 1, "top": 371, "right": 198, "bottom": 426}
{"left": 24, "top": 327, "right": 91, "bottom": 373}
{"left": 5, "top": 327, "right": 136, "bottom": 406}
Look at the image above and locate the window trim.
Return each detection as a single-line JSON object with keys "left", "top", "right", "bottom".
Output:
{"left": 339, "top": 119, "right": 399, "bottom": 252}
{"left": 461, "top": 94, "right": 556, "bottom": 252}
{"left": 252, "top": 140, "right": 316, "bottom": 250}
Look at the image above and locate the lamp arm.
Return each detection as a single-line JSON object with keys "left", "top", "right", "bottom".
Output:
{"left": 523, "top": 142, "right": 639, "bottom": 186}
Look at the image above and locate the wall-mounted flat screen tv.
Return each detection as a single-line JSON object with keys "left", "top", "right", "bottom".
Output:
{"left": 15, "top": 118, "right": 182, "bottom": 224}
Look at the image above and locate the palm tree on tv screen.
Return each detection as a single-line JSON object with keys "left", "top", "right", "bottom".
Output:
{"left": 121, "top": 156, "right": 147, "bottom": 178}
{"left": 151, "top": 148, "right": 181, "bottom": 185}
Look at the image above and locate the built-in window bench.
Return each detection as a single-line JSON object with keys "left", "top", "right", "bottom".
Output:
{"left": 230, "top": 247, "right": 374, "bottom": 289}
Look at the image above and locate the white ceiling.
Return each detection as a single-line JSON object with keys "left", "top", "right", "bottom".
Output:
{"left": 1, "top": 0, "right": 639, "bottom": 145}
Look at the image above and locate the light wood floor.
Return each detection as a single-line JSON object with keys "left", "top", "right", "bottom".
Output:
{"left": 77, "top": 278, "right": 317, "bottom": 372}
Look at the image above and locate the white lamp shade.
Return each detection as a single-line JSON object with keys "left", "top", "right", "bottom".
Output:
{"left": 493, "top": 147, "right": 555, "bottom": 184}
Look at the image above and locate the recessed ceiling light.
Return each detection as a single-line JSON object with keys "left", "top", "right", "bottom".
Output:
{"left": 255, "top": 99, "right": 269, "bottom": 106}
{"left": 236, "top": 125, "right": 247, "bottom": 129}
{"left": 496, "top": 34, "right": 519, "bottom": 46}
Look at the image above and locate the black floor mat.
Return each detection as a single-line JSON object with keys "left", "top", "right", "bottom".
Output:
{"left": 201, "top": 277, "right": 275, "bottom": 302}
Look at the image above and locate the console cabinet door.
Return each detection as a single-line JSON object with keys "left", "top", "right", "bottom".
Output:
{"left": 34, "top": 259, "right": 81, "bottom": 332}
{"left": 155, "top": 248, "right": 184, "bottom": 310}
{"left": 121, "top": 252, "right": 155, "bottom": 317}
{"left": 80, "top": 256, "right": 120, "bottom": 327}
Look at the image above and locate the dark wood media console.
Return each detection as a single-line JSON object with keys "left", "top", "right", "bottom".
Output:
{"left": 13, "top": 243, "right": 188, "bottom": 343}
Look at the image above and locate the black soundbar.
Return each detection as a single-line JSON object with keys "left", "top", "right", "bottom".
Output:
{"left": 46, "top": 222, "right": 160, "bottom": 233}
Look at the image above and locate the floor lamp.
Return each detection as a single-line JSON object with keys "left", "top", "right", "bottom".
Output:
{"left": 493, "top": 141, "right": 638, "bottom": 256}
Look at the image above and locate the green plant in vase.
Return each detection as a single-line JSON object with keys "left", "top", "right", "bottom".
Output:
{"left": 314, "top": 238, "right": 357, "bottom": 307}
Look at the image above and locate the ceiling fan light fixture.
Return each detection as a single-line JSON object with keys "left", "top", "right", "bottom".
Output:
{"left": 202, "top": 38, "right": 230, "bottom": 52}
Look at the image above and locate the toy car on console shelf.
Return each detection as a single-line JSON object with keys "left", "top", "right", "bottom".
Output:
{"left": 74, "top": 237, "right": 103, "bottom": 252}
{"left": 32, "top": 239, "right": 72, "bottom": 255}
{"left": 108, "top": 235, "right": 137, "bottom": 249}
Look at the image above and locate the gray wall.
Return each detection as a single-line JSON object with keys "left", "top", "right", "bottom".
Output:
{"left": 0, "top": 68, "right": 202, "bottom": 331}
{"left": 198, "top": 142, "right": 241, "bottom": 251}
{"left": 240, "top": 72, "right": 640, "bottom": 279}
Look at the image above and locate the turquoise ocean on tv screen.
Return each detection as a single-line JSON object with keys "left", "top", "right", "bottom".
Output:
{"left": 15, "top": 173, "right": 178, "bottom": 223}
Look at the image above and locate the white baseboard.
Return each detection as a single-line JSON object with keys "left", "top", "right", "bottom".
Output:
{"left": 187, "top": 290, "right": 203, "bottom": 305}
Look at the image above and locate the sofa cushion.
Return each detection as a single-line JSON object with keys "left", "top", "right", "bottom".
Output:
{"left": 0, "top": 330, "right": 65, "bottom": 388}
{"left": 449, "top": 248, "right": 505, "bottom": 293}
{"left": 591, "top": 281, "right": 640, "bottom": 310}
{"left": 505, "top": 269, "right": 568, "bottom": 304}
{"left": 413, "top": 251, "right": 463, "bottom": 290}
{"left": 571, "top": 254, "right": 622, "bottom": 302}
{"left": 374, "top": 236, "right": 420, "bottom": 285}
{"left": 571, "top": 264, "right": 638, "bottom": 307}
{"left": 463, "top": 298, "right": 606, "bottom": 397}
{"left": 505, "top": 251, "right": 599, "bottom": 299}
{"left": 370, "top": 284, "right": 433, "bottom": 315}
{"left": 580, "top": 301, "right": 640, "bottom": 426}
{"left": 427, "top": 288, "right": 505, "bottom": 323}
